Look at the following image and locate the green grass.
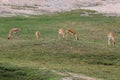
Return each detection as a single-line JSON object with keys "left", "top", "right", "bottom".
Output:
{"left": 0, "top": 9, "right": 120, "bottom": 80}
{"left": 0, "top": 63, "right": 62, "bottom": 80}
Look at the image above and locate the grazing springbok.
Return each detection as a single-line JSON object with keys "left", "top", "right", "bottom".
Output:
{"left": 8, "top": 28, "right": 20, "bottom": 39}
{"left": 58, "top": 28, "right": 65, "bottom": 39}
{"left": 107, "top": 32, "right": 115, "bottom": 46}
{"left": 66, "top": 29, "right": 79, "bottom": 40}
{"left": 35, "top": 31, "right": 40, "bottom": 40}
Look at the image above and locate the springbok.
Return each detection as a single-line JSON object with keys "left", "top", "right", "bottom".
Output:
{"left": 58, "top": 28, "right": 65, "bottom": 39}
{"left": 66, "top": 29, "right": 79, "bottom": 40}
{"left": 35, "top": 31, "right": 40, "bottom": 40}
{"left": 107, "top": 32, "right": 115, "bottom": 46}
{"left": 8, "top": 28, "right": 20, "bottom": 39}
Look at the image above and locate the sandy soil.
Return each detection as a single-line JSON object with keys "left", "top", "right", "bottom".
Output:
{"left": 81, "top": 0, "right": 120, "bottom": 16}
{"left": 0, "top": 0, "right": 120, "bottom": 16}
{"left": 52, "top": 70, "right": 98, "bottom": 80}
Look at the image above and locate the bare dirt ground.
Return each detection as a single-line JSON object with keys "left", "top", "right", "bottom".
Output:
{"left": 0, "top": 0, "right": 120, "bottom": 16}
{"left": 52, "top": 70, "right": 100, "bottom": 80}
{"left": 81, "top": 0, "right": 120, "bottom": 16}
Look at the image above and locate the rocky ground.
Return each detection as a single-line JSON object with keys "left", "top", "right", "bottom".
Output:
{"left": 0, "top": 0, "right": 120, "bottom": 16}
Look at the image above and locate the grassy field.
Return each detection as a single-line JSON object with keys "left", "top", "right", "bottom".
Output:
{"left": 0, "top": 9, "right": 120, "bottom": 80}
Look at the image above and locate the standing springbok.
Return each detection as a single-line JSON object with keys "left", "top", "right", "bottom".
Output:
{"left": 107, "top": 32, "right": 115, "bottom": 46}
{"left": 35, "top": 31, "right": 40, "bottom": 40}
{"left": 8, "top": 28, "right": 20, "bottom": 39}
{"left": 66, "top": 29, "right": 79, "bottom": 40}
{"left": 58, "top": 28, "right": 65, "bottom": 39}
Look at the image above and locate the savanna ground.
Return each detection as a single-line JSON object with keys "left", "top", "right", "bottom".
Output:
{"left": 0, "top": 9, "right": 120, "bottom": 80}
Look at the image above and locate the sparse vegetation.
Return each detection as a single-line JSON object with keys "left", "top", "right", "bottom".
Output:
{"left": 11, "top": 5, "right": 38, "bottom": 10}
{"left": 0, "top": 9, "right": 120, "bottom": 80}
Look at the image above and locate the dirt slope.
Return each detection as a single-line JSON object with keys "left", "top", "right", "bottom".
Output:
{"left": 0, "top": 0, "right": 120, "bottom": 16}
